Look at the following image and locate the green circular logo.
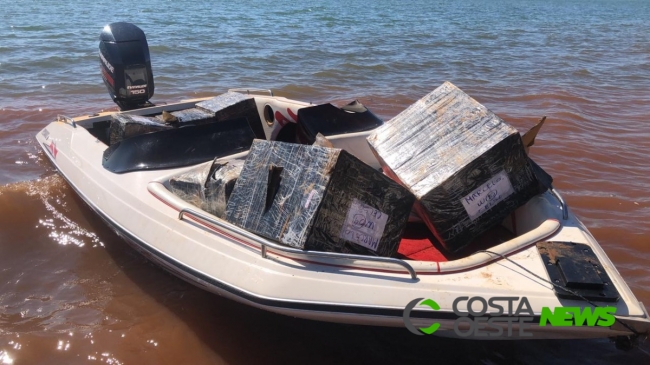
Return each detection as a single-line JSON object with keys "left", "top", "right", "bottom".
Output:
{"left": 403, "top": 298, "right": 441, "bottom": 335}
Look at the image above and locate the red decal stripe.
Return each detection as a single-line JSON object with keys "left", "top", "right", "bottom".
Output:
{"left": 275, "top": 111, "right": 289, "bottom": 127}
{"left": 287, "top": 108, "right": 298, "bottom": 122}
{"left": 101, "top": 67, "right": 114, "bottom": 86}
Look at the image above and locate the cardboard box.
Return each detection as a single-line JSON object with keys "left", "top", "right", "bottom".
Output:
{"left": 367, "top": 81, "right": 543, "bottom": 253}
{"left": 225, "top": 140, "right": 415, "bottom": 256}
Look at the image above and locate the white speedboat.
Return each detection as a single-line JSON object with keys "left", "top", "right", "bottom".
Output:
{"left": 35, "top": 22, "right": 649, "bottom": 347}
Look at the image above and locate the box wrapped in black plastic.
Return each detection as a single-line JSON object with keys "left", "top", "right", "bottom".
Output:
{"left": 367, "top": 81, "right": 543, "bottom": 253}
{"left": 169, "top": 159, "right": 244, "bottom": 218}
{"left": 225, "top": 140, "right": 415, "bottom": 256}
{"left": 109, "top": 114, "right": 172, "bottom": 145}
{"left": 203, "top": 159, "right": 245, "bottom": 218}
{"left": 157, "top": 108, "right": 214, "bottom": 124}
{"left": 196, "top": 92, "right": 266, "bottom": 139}
{"left": 109, "top": 91, "right": 265, "bottom": 146}
{"left": 168, "top": 164, "right": 209, "bottom": 208}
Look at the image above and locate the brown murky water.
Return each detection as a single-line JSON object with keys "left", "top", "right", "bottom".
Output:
{"left": 2, "top": 92, "right": 649, "bottom": 364}
{"left": 2, "top": 0, "right": 650, "bottom": 363}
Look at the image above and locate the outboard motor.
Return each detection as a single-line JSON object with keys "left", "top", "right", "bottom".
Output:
{"left": 99, "top": 22, "right": 154, "bottom": 110}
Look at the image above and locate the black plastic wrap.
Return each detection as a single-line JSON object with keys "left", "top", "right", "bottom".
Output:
{"left": 109, "top": 114, "right": 172, "bottom": 145}
{"left": 156, "top": 107, "right": 215, "bottom": 124}
{"left": 168, "top": 164, "right": 210, "bottom": 208}
{"left": 225, "top": 140, "right": 414, "bottom": 256}
{"left": 367, "top": 81, "right": 542, "bottom": 253}
{"left": 296, "top": 103, "right": 384, "bottom": 144}
{"left": 203, "top": 159, "right": 244, "bottom": 218}
{"left": 196, "top": 92, "right": 266, "bottom": 139}
{"left": 168, "top": 159, "right": 244, "bottom": 218}
{"left": 528, "top": 157, "right": 553, "bottom": 191}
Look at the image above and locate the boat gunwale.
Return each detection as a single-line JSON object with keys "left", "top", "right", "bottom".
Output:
{"left": 147, "top": 179, "right": 561, "bottom": 276}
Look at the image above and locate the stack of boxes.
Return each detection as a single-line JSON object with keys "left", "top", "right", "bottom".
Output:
{"left": 161, "top": 84, "right": 549, "bottom": 256}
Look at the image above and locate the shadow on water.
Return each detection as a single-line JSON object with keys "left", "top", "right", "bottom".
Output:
{"left": 68, "top": 183, "right": 650, "bottom": 365}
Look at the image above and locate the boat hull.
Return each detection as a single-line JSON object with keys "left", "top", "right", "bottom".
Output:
{"left": 35, "top": 97, "right": 650, "bottom": 341}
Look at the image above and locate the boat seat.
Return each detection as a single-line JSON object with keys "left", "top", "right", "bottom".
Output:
{"left": 296, "top": 102, "right": 384, "bottom": 144}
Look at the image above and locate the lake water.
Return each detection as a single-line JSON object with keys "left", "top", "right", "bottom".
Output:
{"left": 1, "top": 0, "right": 649, "bottom": 363}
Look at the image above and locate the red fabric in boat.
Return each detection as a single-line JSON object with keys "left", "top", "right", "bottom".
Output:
{"left": 397, "top": 223, "right": 449, "bottom": 262}
{"left": 397, "top": 223, "right": 516, "bottom": 262}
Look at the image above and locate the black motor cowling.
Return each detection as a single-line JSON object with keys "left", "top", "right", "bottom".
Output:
{"left": 99, "top": 22, "right": 154, "bottom": 110}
